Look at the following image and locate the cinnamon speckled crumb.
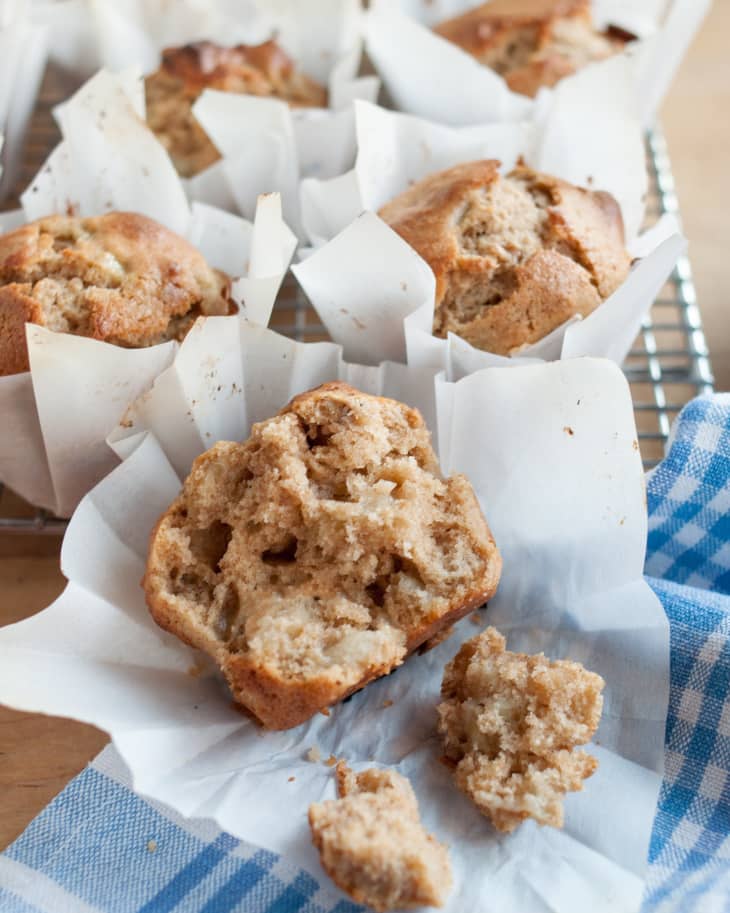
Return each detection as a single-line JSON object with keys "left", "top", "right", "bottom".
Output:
{"left": 309, "top": 763, "right": 452, "bottom": 911}
{"left": 438, "top": 627, "right": 604, "bottom": 832}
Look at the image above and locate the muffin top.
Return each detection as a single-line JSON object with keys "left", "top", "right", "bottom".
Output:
{"left": 145, "top": 39, "right": 327, "bottom": 176}
{"left": 0, "top": 211, "right": 232, "bottom": 375}
{"left": 434, "top": 0, "right": 627, "bottom": 97}
{"left": 151, "top": 39, "right": 327, "bottom": 106}
{"left": 379, "top": 160, "right": 631, "bottom": 355}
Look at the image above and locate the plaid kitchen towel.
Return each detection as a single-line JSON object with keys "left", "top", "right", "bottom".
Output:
{"left": 1, "top": 394, "right": 729, "bottom": 913}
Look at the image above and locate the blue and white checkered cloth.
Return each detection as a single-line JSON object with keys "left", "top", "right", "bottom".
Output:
{"left": 2, "top": 394, "right": 729, "bottom": 913}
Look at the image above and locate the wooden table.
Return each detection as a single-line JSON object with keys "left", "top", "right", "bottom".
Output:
{"left": 1, "top": 1, "right": 729, "bottom": 851}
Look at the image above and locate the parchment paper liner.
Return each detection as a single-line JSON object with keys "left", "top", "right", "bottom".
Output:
{"left": 0, "top": 316, "right": 669, "bottom": 913}
{"left": 0, "top": 69, "right": 296, "bottom": 517}
{"left": 365, "top": 0, "right": 711, "bottom": 129}
{"left": 296, "top": 100, "right": 685, "bottom": 369}
{"left": 0, "top": 1, "right": 48, "bottom": 200}
{"left": 33, "top": 0, "right": 379, "bottom": 233}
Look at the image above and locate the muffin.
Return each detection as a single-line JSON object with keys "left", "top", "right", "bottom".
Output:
{"left": 438, "top": 627, "right": 605, "bottom": 832}
{"left": 379, "top": 160, "right": 631, "bottom": 355}
{"left": 309, "top": 763, "right": 452, "bottom": 911}
{"left": 144, "top": 382, "right": 502, "bottom": 730}
{"left": 145, "top": 39, "right": 328, "bottom": 177}
{"left": 434, "top": 0, "right": 628, "bottom": 97}
{"left": 0, "top": 211, "right": 233, "bottom": 377}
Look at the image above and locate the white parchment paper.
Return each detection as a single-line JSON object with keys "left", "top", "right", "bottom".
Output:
{"left": 32, "top": 0, "right": 379, "bottom": 231}
{"left": 0, "top": 317, "right": 669, "bottom": 912}
{"left": 0, "top": 69, "right": 296, "bottom": 517}
{"left": 296, "top": 101, "right": 685, "bottom": 369}
{"left": 365, "top": 0, "right": 711, "bottom": 129}
{"left": 0, "top": 0, "right": 48, "bottom": 200}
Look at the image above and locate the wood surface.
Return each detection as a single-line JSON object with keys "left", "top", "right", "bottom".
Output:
{"left": 1, "top": 2, "right": 729, "bottom": 850}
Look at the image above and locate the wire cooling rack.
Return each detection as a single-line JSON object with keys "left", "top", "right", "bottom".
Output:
{"left": 0, "top": 67, "right": 716, "bottom": 533}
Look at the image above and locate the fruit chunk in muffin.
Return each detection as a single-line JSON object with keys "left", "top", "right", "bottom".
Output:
{"left": 144, "top": 382, "right": 501, "bottom": 729}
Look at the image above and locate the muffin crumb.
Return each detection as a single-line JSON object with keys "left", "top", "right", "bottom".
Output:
{"left": 438, "top": 626, "right": 604, "bottom": 832}
{"left": 309, "top": 763, "right": 452, "bottom": 911}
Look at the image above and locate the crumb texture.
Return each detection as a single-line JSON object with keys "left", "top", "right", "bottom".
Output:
{"left": 309, "top": 763, "right": 452, "bottom": 911}
{"left": 146, "top": 40, "right": 327, "bottom": 176}
{"left": 144, "top": 382, "right": 501, "bottom": 729}
{"left": 438, "top": 627, "right": 604, "bottom": 832}
{"left": 434, "top": 0, "right": 626, "bottom": 97}
{"left": 0, "top": 212, "right": 232, "bottom": 376}
{"left": 379, "top": 160, "right": 630, "bottom": 355}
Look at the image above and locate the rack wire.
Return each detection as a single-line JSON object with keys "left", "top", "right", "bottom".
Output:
{"left": 0, "top": 67, "right": 716, "bottom": 533}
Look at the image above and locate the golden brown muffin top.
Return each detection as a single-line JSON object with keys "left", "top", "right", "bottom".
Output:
{"left": 154, "top": 39, "right": 327, "bottom": 107}
{"left": 0, "top": 211, "right": 233, "bottom": 375}
{"left": 435, "top": 0, "right": 626, "bottom": 97}
{"left": 379, "top": 160, "right": 631, "bottom": 354}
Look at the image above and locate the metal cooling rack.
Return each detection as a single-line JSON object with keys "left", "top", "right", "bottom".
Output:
{"left": 0, "top": 68, "right": 715, "bottom": 533}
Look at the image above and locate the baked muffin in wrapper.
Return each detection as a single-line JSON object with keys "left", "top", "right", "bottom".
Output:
{"left": 366, "top": 0, "right": 710, "bottom": 128}
{"left": 0, "top": 69, "right": 296, "bottom": 517}
{"left": 296, "top": 97, "right": 684, "bottom": 371}
{"left": 0, "top": 307, "right": 669, "bottom": 912}
{"left": 34, "top": 0, "right": 379, "bottom": 234}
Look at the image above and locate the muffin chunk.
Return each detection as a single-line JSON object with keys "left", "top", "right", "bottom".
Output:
{"left": 438, "top": 627, "right": 604, "bottom": 832}
{"left": 144, "top": 382, "right": 501, "bottom": 729}
{"left": 309, "top": 763, "right": 453, "bottom": 911}
{"left": 146, "top": 39, "right": 327, "bottom": 177}
{"left": 379, "top": 160, "right": 630, "bottom": 355}
{"left": 435, "top": 0, "right": 627, "bottom": 97}
{"left": 0, "top": 212, "right": 232, "bottom": 376}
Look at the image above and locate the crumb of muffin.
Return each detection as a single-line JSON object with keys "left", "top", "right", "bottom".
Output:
{"left": 438, "top": 626, "right": 604, "bottom": 832}
{"left": 309, "top": 762, "right": 452, "bottom": 911}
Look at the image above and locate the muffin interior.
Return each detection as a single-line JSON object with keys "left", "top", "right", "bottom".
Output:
{"left": 144, "top": 383, "right": 501, "bottom": 727}
{"left": 438, "top": 627, "right": 604, "bottom": 832}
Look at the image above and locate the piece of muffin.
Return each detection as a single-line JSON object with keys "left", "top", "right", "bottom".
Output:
{"left": 145, "top": 39, "right": 328, "bottom": 177}
{"left": 144, "top": 382, "right": 502, "bottom": 730}
{"left": 309, "top": 763, "right": 453, "bottom": 911}
{"left": 379, "top": 160, "right": 631, "bottom": 355}
{"left": 0, "top": 212, "right": 232, "bottom": 377}
{"left": 438, "top": 627, "right": 604, "bottom": 833}
{"left": 434, "top": 0, "right": 628, "bottom": 97}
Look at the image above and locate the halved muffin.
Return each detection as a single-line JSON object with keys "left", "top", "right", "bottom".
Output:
{"left": 144, "top": 382, "right": 502, "bottom": 729}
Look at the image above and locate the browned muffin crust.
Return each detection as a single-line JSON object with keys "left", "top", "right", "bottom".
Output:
{"left": 438, "top": 627, "right": 605, "bottom": 832}
{"left": 145, "top": 39, "right": 328, "bottom": 177}
{"left": 144, "top": 382, "right": 502, "bottom": 730}
{"left": 379, "top": 160, "right": 630, "bottom": 355}
{"left": 434, "top": 0, "right": 627, "bottom": 97}
{"left": 309, "top": 763, "right": 453, "bottom": 911}
{"left": 0, "top": 212, "right": 232, "bottom": 377}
